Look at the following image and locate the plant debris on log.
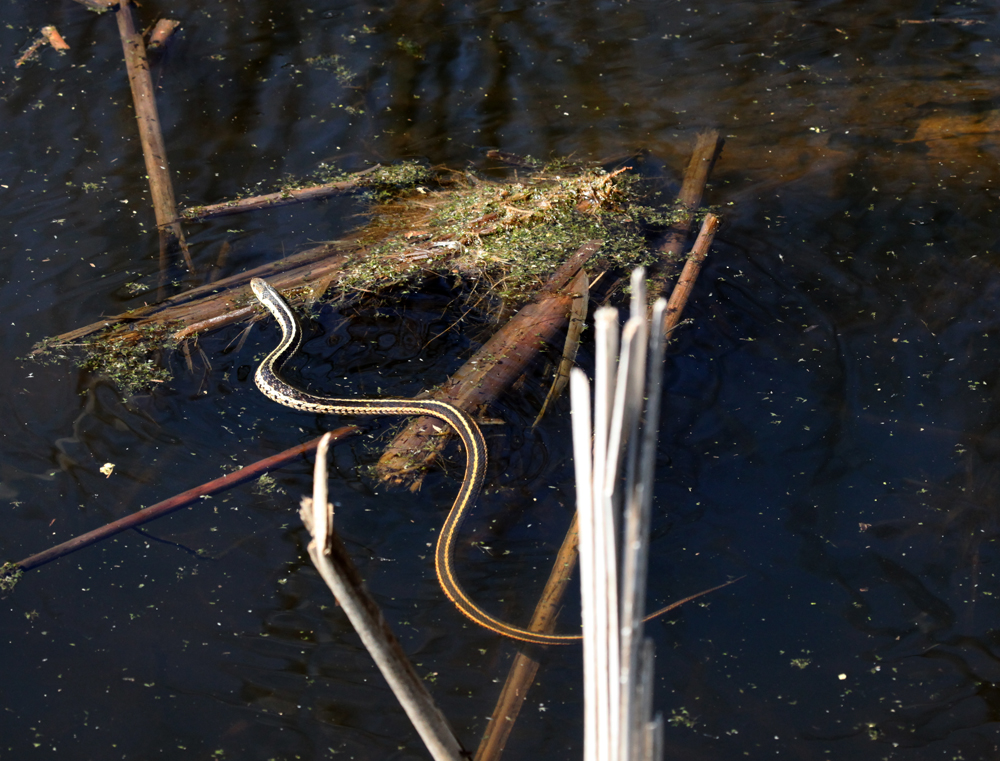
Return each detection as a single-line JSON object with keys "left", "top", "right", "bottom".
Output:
{"left": 32, "top": 158, "right": 702, "bottom": 393}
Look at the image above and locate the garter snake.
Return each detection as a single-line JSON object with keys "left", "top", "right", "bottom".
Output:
{"left": 250, "top": 277, "right": 581, "bottom": 644}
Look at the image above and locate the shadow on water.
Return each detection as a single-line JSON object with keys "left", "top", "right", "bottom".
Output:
{"left": 4, "top": 0, "right": 1000, "bottom": 758}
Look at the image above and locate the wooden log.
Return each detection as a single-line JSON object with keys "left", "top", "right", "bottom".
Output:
{"left": 146, "top": 19, "right": 180, "bottom": 52}
{"left": 42, "top": 26, "right": 70, "bottom": 51}
{"left": 375, "top": 240, "right": 603, "bottom": 487}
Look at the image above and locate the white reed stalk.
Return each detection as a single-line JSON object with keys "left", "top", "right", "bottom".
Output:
{"left": 575, "top": 268, "right": 669, "bottom": 761}
{"left": 593, "top": 307, "right": 621, "bottom": 761}
{"left": 570, "top": 367, "right": 597, "bottom": 761}
{"left": 619, "top": 297, "right": 663, "bottom": 761}
{"left": 302, "top": 433, "right": 464, "bottom": 761}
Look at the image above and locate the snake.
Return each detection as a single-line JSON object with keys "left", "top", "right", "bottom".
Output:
{"left": 250, "top": 277, "right": 581, "bottom": 644}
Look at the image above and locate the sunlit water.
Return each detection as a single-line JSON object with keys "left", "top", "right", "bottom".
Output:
{"left": 3, "top": 1, "right": 1000, "bottom": 758}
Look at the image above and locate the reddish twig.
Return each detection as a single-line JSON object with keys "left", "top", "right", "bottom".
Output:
{"left": 10, "top": 427, "right": 358, "bottom": 574}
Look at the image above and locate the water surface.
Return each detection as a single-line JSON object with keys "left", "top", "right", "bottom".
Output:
{"left": 2, "top": 1, "right": 1000, "bottom": 758}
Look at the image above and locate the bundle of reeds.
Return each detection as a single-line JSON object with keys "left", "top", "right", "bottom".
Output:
{"left": 571, "top": 268, "right": 668, "bottom": 761}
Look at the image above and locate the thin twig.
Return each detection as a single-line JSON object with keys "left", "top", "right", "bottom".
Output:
{"left": 7, "top": 428, "right": 357, "bottom": 576}
{"left": 180, "top": 166, "right": 382, "bottom": 221}
{"left": 533, "top": 266, "right": 589, "bottom": 427}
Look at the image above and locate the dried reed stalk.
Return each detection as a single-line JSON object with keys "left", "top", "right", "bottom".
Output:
{"left": 116, "top": 0, "right": 193, "bottom": 274}
{"left": 181, "top": 165, "right": 382, "bottom": 221}
{"left": 303, "top": 433, "right": 465, "bottom": 761}
{"left": 573, "top": 269, "right": 667, "bottom": 761}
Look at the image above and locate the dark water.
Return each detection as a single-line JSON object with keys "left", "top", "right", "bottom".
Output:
{"left": 3, "top": 0, "right": 1000, "bottom": 758}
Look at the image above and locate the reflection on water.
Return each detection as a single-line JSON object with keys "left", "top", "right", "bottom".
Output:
{"left": 3, "top": 0, "right": 1000, "bottom": 758}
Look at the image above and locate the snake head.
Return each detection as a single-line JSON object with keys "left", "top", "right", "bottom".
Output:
{"left": 250, "top": 277, "right": 274, "bottom": 302}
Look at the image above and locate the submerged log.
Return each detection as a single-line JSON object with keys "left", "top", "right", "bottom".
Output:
{"left": 648, "top": 129, "right": 722, "bottom": 303}
{"left": 376, "top": 241, "right": 603, "bottom": 488}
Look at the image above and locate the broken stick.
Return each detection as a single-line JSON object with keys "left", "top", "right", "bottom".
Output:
{"left": 116, "top": 0, "right": 193, "bottom": 274}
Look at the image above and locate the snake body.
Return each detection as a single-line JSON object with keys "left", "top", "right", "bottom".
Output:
{"left": 250, "top": 277, "right": 579, "bottom": 644}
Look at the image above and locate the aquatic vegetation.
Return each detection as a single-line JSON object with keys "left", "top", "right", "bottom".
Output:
{"left": 336, "top": 161, "right": 670, "bottom": 307}
{"left": 75, "top": 324, "right": 177, "bottom": 397}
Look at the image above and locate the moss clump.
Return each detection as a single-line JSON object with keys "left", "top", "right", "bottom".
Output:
{"left": 0, "top": 562, "right": 22, "bottom": 594}
{"left": 335, "top": 162, "right": 671, "bottom": 306}
{"left": 75, "top": 324, "right": 177, "bottom": 397}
